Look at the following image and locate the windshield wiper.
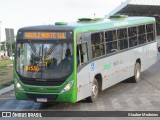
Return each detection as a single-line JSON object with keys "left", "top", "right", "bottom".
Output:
{"left": 44, "top": 44, "right": 56, "bottom": 58}
{"left": 29, "top": 42, "right": 38, "bottom": 58}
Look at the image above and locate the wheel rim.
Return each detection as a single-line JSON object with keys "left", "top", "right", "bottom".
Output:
{"left": 92, "top": 82, "right": 98, "bottom": 97}
{"left": 135, "top": 64, "right": 140, "bottom": 80}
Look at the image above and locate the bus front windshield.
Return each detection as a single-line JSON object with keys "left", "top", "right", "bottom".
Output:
{"left": 16, "top": 41, "right": 73, "bottom": 80}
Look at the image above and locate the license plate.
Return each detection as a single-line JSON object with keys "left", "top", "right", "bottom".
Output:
{"left": 37, "top": 98, "right": 47, "bottom": 102}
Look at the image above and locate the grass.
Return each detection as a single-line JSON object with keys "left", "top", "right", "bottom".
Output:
{"left": 0, "top": 71, "right": 6, "bottom": 76}
{"left": 0, "top": 59, "right": 13, "bottom": 68}
{"left": 0, "top": 59, "right": 14, "bottom": 90}
{"left": 0, "top": 81, "right": 14, "bottom": 89}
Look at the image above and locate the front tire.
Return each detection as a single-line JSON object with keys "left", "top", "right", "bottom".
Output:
{"left": 86, "top": 78, "right": 99, "bottom": 102}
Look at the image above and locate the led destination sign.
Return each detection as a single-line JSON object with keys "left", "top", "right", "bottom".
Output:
{"left": 24, "top": 32, "right": 66, "bottom": 39}
{"left": 25, "top": 66, "right": 40, "bottom": 72}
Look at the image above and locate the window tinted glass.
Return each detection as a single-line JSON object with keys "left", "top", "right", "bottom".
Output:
{"left": 105, "top": 30, "right": 116, "bottom": 42}
{"left": 128, "top": 27, "right": 138, "bottom": 47}
{"left": 138, "top": 25, "right": 146, "bottom": 44}
{"left": 117, "top": 29, "right": 127, "bottom": 39}
{"left": 146, "top": 24, "right": 155, "bottom": 42}
{"left": 91, "top": 32, "right": 105, "bottom": 58}
{"left": 128, "top": 27, "right": 137, "bottom": 37}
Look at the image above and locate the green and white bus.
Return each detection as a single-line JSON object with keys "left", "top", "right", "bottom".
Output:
{"left": 14, "top": 15, "right": 157, "bottom": 103}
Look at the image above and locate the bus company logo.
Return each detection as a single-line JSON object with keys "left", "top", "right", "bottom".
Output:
{"left": 2, "top": 112, "right": 11, "bottom": 117}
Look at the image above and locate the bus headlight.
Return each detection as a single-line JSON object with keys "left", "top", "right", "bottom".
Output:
{"left": 61, "top": 81, "right": 74, "bottom": 93}
{"left": 15, "top": 80, "right": 23, "bottom": 90}
{"left": 16, "top": 82, "right": 21, "bottom": 88}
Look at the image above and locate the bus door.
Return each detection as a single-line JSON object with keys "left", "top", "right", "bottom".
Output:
{"left": 76, "top": 34, "right": 91, "bottom": 101}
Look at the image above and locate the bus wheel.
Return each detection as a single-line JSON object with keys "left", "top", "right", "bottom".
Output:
{"left": 133, "top": 62, "right": 141, "bottom": 82}
{"left": 86, "top": 78, "right": 99, "bottom": 102}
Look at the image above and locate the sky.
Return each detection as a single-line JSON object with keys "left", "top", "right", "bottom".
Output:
{"left": 0, "top": 0, "right": 126, "bottom": 41}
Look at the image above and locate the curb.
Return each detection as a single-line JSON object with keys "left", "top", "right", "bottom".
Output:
{"left": 0, "top": 84, "right": 14, "bottom": 95}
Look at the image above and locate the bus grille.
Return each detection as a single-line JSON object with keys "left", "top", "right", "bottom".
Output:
{"left": 21, "top": 80, "right": 64, "bottom": 86}
{"left": 26, "top": 93, "right": 58, "bottom": 102}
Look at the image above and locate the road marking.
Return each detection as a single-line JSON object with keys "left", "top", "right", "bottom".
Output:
{"left": 139, "top": 97, "right": 153, "bottom": 107}
{"left": 111, "top": 98, "right": 122, "bottom": 110}
{"left": 95, "top": 100, "right": 106, "bottom": 110}
{"left": 0, "top": 97, "right": 14, "bottom": 100}
{"left": 80, "top": 103, "right": 89, "bottom": 111}
{"left": 126, "top": 98, "right": 137, "bottom": 109}
{"left": 153, "top": 97, "right": 160, "bottom": 103}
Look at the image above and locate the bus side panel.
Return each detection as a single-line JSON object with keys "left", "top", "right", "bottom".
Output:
{"left": 135, "top": 42, "right": 157, "bottom": 72}
{"left": 100, "top": 55, "right": 119, "bottom": 90}
{"left": 91, "top": 55, "right": 119, "bottom": 91}
{"left": 77, "top": 55, "right": 119, "bottom": 101}
{"left": 146, "top": 42, "right": 157, "bottom": 70}
{"left": 77, "top": 42, "right": 157, "bottom": 101}
{"left": 77, "top": 64, "right": 92, "bottom": 101}
{"left": 135, "top": 47, "right": 146, "bottom": 71}
{"left": 118, "top": 49, "right": 134, "bottom": 82}
{"left": 118, "top": 42, "right": 157, "bottom": 83}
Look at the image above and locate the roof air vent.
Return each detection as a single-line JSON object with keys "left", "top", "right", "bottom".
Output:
{"left": 109, "top": 14, "right": 128, "bottom": 19}
{"left": 77, "top": 18, "right": 103, "bottom": 23}
{"left": 55, "top": 22, "right": 68, "bottom": 25}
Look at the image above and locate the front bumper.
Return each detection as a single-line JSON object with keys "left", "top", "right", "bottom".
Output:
{"left": 15, "top": 86, "right": 74, "bottom": 103}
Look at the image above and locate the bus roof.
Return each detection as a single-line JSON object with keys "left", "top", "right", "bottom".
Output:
{"left": 19, "top": 16, "right": 155, "bottom": 33}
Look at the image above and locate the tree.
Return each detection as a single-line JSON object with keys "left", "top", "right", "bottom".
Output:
{"left": 0, "top": 41, "right": 15, "bottom": 56}
{"left": 0, "top": 41, "right": 5, "bottom": 51}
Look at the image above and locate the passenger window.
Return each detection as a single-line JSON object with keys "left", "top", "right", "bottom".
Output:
{"left": 105, "top": 30, "right": 117, "bottom": 42}
{"left": 146, "top": 24, "right": 154, "bottom": 42}
{"left": 105, "top": 30, "right": 118, "bottom": 54}
{"left": 77, "top": 42, "right": 88, "bottom": 66}
{"left": 138, "top": 25, "right": 145, "bottom": 34}
{"left": 91, "top": 32, "right": 105, "bottom": 58}
{"left": 117, "top": 29, "right": 127, "bottom": 39}
{"left": 128, "top": 27, "right": 138, "bottom": 47}
{"left": 138, "top": 25, "right": 146, "bottom": 44}
{"left": 106, "top": 41, "right": 117, "bottom": 54}
{"left": 128, "top": 27, "right": 137, "bottom": 37}
{"left": 118, "top": 39, "right": 128, "bottom": 50}
{"left": 117, "top": 29, "right": 128, "bottom": 50}
{"left": 146, "top": 24, "right": 153, "bottom": 33}
{"left": 156, "top": 21, "right": 160, "bottom": 36}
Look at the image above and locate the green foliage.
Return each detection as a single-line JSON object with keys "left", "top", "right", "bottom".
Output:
{"left": 0, "top": 60, "right": 13, "bottom": 90}
{"left": 0, "top": 59, "right": 13, "bottom": 68}
{"left": 0, "top": 81, "right": 14, "bottom": 89}
{"left": 0, "top": 41, "right": 16, "bottom": 56}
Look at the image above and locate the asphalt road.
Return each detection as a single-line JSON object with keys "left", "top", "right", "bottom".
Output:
{"left": 1, "top": 61, "right": 160, "bottom": 120}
